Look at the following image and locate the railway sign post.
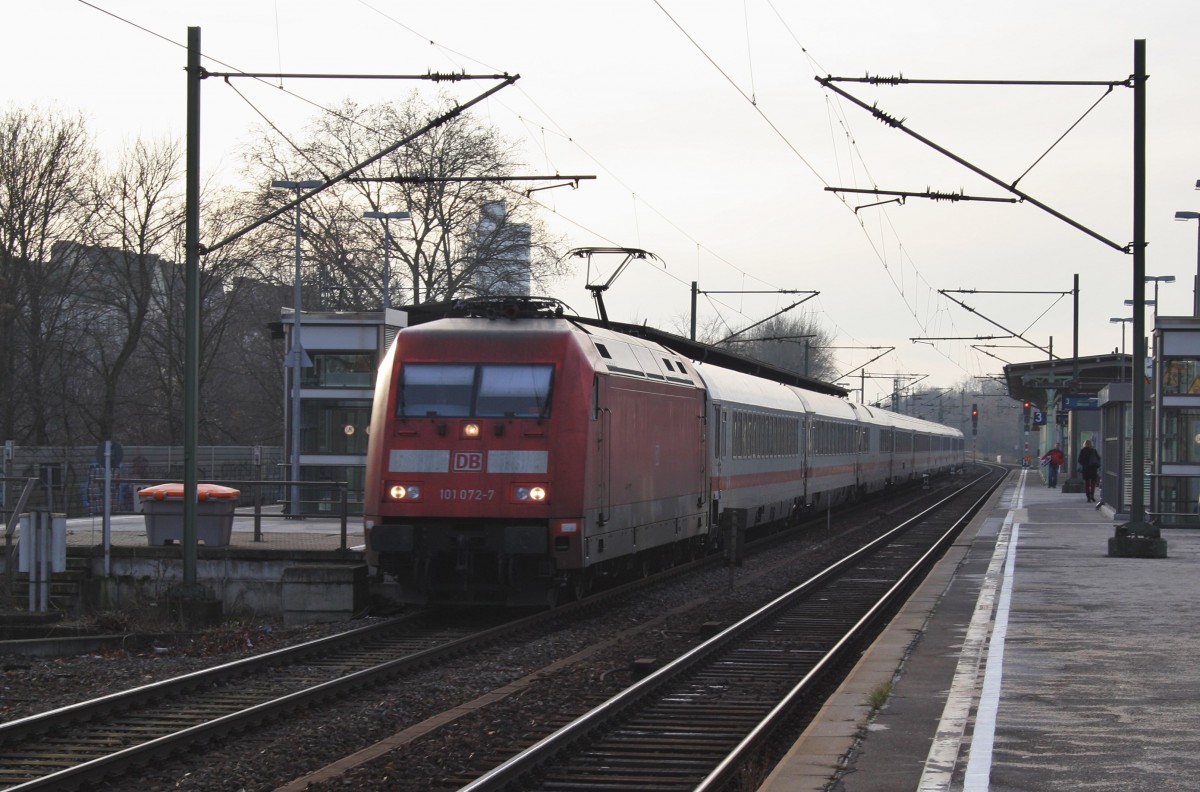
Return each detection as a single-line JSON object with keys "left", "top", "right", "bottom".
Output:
{"left": 95, "top": 441, "right": 122, "bottom": 577}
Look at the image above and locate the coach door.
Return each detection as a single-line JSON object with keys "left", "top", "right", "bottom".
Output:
{"left": 591, "top": 375, "right": 612, "bottom": 527}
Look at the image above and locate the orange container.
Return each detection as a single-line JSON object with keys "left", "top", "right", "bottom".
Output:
{"left": 137, "top": 483, "right": 241, "bottom": 501}
{"left": 137, "top": 483, "right": 240, "bottom": 546}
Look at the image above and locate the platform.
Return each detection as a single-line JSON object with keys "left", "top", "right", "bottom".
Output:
{"left": 60, "top": 506, "right": 364, "bottom": 554}
{"left": 759, "top": 467, "right": 1200, "bottom": 792}
{"left": 30, "top": 508, "right": 370, "bottom": 621}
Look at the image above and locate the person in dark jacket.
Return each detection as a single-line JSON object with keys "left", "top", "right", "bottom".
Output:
{"left": 1078, "top": 440, "right": 1102, "bottom": 503}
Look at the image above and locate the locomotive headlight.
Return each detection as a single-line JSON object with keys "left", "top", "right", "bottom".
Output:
{"left": 514, "top": 485, "right": 548, "bottom": 502}
{"left": 388, "top": 484, "right": 421, "bottom": 501}
{"left": 462, "top": 422, "right": 481, "bottom": 438}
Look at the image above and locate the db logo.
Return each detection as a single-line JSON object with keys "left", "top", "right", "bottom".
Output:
{"left": 453, "top": 452, "right": 484, "bottom": 472}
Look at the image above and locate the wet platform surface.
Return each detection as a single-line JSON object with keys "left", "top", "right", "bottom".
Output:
{"left": 759, "top": 468, "right": 1199, "bottom": 792}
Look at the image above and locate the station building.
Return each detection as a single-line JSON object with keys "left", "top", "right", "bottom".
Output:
{"left": 1004, "top": 314, "right": 1200, "bottom": 526}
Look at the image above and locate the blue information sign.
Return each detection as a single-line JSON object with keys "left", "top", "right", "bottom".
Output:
{"left": 1062, "top": 394, "right": 1099, "bottom": 410}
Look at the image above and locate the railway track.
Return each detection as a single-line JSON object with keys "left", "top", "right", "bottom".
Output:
{"left": 455, "top": 465, "right": 1004, "bottom": 792}
{"left": 0, "top": 468, "right": 987, "bottom": 791}
{"left": 0, "top": 611, "right": 523, "bottom": 790}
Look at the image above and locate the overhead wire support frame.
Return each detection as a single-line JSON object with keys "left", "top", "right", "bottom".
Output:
{"left": 816, "top": 74, "right": 1130, "bottom": 253}
{"left": 830, "top": 75, "right": 1130, "bottom": 88}
{"left": 716, "top": 292, "right": 820, "bottom": 345}
{"left": 828, "top": 187, "right": 1017, "bottom": 205}
{"left": 937, "top": 289, "right": 1058, "bottom": 359}
{"left": 203, "top": 73, "right": 521, "bottom": 254}
{"left": 202, "top": 70, "right": 508, "bottom": 82}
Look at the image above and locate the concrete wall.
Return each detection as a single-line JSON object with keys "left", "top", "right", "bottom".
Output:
{"left": 82, "top": 555, "right": 368, "bottom": 623}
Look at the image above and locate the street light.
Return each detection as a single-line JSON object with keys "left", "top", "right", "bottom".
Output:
{"left": 271, "top": 178, "right": 324, "bottom": 516}
{"left": 1176, "top": 210, "right": 1200, "bottom": 317}
{"left": 363, "top": 210, "right": 411, "bottom": 309}
{"left": 1110, "top": 317, "right": 1133, "bottom": 382}
{"left": 1144, "top": 275, "right": 1175, "bottom": 325}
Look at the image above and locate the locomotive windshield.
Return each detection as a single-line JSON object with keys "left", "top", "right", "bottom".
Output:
{"left": 398, "top": 363, "right": 553, "bottom": 418}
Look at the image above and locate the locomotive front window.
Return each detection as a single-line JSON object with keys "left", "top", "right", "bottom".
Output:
{"left": 477, "top": 365, "right": 553, "bottom": 417}
{"left": 398, "top": 363, "right": 552, "bottom": 418}
{"left": 399, "top": 364, "right": 474, "bottom": 416}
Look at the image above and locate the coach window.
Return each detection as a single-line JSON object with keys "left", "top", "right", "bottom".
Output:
{"left": 477, "top": 364, "right": 553, "bottom": 418}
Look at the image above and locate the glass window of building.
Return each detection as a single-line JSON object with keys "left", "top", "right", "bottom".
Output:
{"left": 1160, "top": 409, "right": 1200, "bottom": 465}
{"left": 299, "top": 465, "right": 366, "bottom": 514}
{"left": 1161, "top": 359, "right": 1200, "bottom": 395}
{"left": 301, "top": 400, "right": 371, "bottom": 455}
{"left": 302, "top": 352, "right": 377, "bottom": 388}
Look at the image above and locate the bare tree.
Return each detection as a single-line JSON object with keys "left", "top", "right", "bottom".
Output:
{"left": 0, "top": 106, "right": 96, "bottom": 444}
{"left": 62, "top": 139, "right": 185, "bottom": 442}
{"left": 137, "top": 192, "right": 280, "bottom": 445}
{"left": 694, "top": 313, "right": 838, "bottom": 382}
{"left": 241, "top": 94, "right": 568, "bottom": 310}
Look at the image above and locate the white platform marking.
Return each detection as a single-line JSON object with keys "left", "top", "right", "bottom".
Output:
{"left": 917, "top": 469, "right": 1024, "bottom": 792}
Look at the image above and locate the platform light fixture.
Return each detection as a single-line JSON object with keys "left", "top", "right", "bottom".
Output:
{"left": 363, "top": 210, "right": 412, "bottom": 309}
{"left": 1176, "top": 210, "right": 1200, "bottom": 317}
{"left": 271, "top": 178, "right": 324, "bottom": 516}
{"left": 1110, "top": 317, "right": 1133, "bottom": 382}
{"left": 1144, "top": 275, "right": 1175, "bottom": 326}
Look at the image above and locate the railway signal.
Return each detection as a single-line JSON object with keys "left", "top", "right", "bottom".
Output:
{"left": 971, "top": 404, "right": 979, "bottom": 435}
{"left": 1023, "top": 400, "right": 1032, "bottom": 432}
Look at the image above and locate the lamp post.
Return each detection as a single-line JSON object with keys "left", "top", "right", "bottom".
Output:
{"left": 1144, "top": 275, "right": 1175, "bottom": 326}
{"left": 1125, "top": 299, "right": 1157, "bottom": 385}
{"left": 1110, "top": 317, "right": 1133, "bottom": 382}
{"left": 271, "top": 179, "right": 323, "bottom": 516}
{"left": 363, "top": 210, "right": 411, "bottom": 309}
{"left": 1176, "top": 209, "right": 1200, "bottom": 317}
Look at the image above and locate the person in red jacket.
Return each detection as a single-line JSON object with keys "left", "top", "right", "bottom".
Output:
{"left": 1041, "top": 444, "right": 1065, "bottom": 488}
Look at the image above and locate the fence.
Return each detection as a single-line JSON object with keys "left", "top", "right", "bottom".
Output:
{"left": 1, "top": 445, "right": 284, "bottom": 519}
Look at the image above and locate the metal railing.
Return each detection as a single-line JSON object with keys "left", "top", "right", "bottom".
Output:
{"left": 124, "top": 478, "right": 352, "bottom": 550}
{"left": 2, "top": 477, "right": 354, "bottom": 604}
{"left": 3, "top": 477, "right": 42, "bottom": 600}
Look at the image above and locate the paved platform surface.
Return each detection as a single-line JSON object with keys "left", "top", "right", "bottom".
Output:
{"left": 60, "top": 508, "right": 363, "bottom": 554}
{"left": 758, "top": 468, "right": 1199, "bottom": 792}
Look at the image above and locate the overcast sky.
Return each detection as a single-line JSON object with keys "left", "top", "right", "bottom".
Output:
{"left": 7, "top": 1, "right": 1200, "bottom": 403}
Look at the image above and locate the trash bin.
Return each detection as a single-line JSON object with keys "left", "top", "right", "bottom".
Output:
{"left": 138, "top": 483, "right": 241, "bottom": 547}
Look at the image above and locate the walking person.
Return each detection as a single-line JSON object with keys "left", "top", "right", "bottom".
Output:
{"left": 1078, "top": 440, "right": 1102, "bottom": 503}
{"left": 1040, "top": 444, "right": 1064, "bottom": 488}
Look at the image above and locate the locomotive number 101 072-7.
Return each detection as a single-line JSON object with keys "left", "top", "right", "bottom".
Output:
{"left": 440, "top": 488, "right": 496, "bottom": 501}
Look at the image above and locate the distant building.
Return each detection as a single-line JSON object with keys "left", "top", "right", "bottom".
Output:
{"left": 471, "top": 200, "right": 531, "bottom": 297}
{"left": 280, "top": 307, "right": 406, "bottom": 515}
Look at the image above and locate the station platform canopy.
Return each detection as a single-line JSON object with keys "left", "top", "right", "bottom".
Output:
{"left": 1003, "top": 353, "right": 1133, "bottom": 410}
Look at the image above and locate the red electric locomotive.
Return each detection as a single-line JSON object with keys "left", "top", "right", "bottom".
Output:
{"left": 363, "top": 300, "right": 710, "bottom": 606}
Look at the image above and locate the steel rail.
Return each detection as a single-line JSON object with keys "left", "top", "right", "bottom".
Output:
{"left": 697, "top": 465, "right": 1005, "bottom": 790}
{"left": 458, "top": 465, "right": 1002, "bottom": 791}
